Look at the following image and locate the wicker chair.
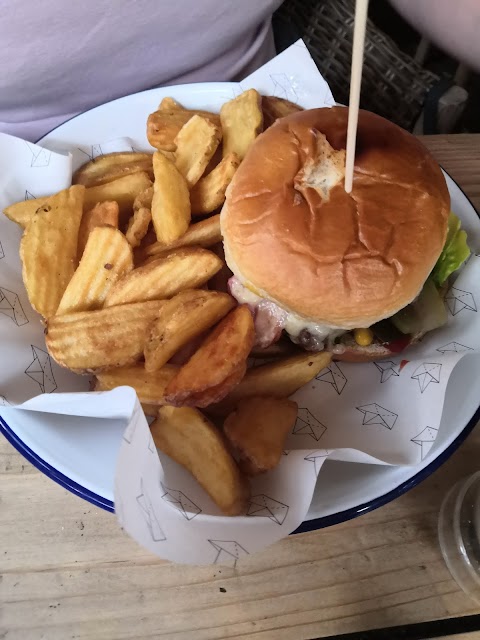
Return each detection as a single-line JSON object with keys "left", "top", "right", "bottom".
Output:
{"left": 274, "top": 0, "right": 444, "bottom": 131}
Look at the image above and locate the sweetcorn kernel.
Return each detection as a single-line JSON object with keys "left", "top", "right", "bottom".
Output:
{"left": 354, "top": 328, "right": 374, "bottom": 346}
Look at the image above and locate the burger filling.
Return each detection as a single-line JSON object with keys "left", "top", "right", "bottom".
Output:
{"left": 229, "top": 212, "right": 470, "bottom": 352}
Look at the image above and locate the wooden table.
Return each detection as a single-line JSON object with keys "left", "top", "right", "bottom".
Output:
{"left": 2, "top": 135, "right": 480, "bottom": 640}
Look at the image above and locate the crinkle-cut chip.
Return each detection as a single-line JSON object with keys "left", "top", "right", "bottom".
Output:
{"left": 20, "top": 185, "right": 85, "bottom": 318}
{"left": 104, "top": 247, "right": 222, "bottom": 307}
{"left": 72, "top": 152, "right": 153, "bottom": 188}
{"left": 77, "top": 200, "right": 119, "bottom": 259}
{"left": 57, "top": 226, "right": 133, "bottom": 315}
{"left": 46, "top": 300, "right": 165, "bottom": 373}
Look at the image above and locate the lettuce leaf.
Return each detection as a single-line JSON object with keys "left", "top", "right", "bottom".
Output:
{"left": 432, "top": 212, "right": 470, "bottom": 287}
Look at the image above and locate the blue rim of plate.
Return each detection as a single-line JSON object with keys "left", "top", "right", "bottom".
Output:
{"left": 0, "top": 116, "right": 478, "bottom": 528}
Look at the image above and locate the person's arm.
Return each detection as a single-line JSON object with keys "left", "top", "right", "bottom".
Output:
{"left": 389, "top": 0, "right": 480, "bottom": 71}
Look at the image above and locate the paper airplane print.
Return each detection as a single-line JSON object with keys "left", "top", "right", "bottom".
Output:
{"left": 373, "top": 360, "right": 400, "bottom": 383}
{"left": 0, "top": 288, "right": 29, "bottom": 326}
{"left": 136, "top": 479, "right": 166, "bottom": 542}
{"left": 161, "top": 485, "right": 201, "bottom": 520}
{"left": 411, "top": 426, "right": 438, "bottom": 460}
{"left": 25, "top": 190, "right": 37, "bottom": 200}
{"left": 270, "top": 73, "right": 298, "bottom": 101}
{"left": 0, "top": 395, "right": 10, "bottom": 406}
{"left": 304, "top": 450, "right": 331, "bottom": 478}
{"left": 445, "top": 287, "right": 477, "bottom": 316}
{"left": 293, "top": 408, "right": 327, "bottom": 441}
{"left": 411, "top": 363, "right": 442, "bottom": 393}
{"left": 24, "top": 141, "right": 51, "bottom": 168}
{"left": 24, "top": 345, "right": 57, "bottom": 393}
{"left": 0, "top": 239, "right": 4, "bottom": 259}
{"left": 357, "top": 403, "right": 398, "bottom": 430}
{"left": 246, "top": 495, "right": 289, "bottom": 525}
{"left": 123, "top": 404, "right": 142, "bottom": 443}
{"left": 208, "top": 539, "right": 248, "bottom": 568}
{"left": 436, "top": 341, "right": 473, "bottom": 354}
{"left": 77, "top": 144, "right": 104, "bottom": 162}
{"left": 316, "top": 362, "right": 347, "bottom": 394}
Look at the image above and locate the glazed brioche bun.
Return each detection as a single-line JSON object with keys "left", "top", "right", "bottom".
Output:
{"left": 221, "top": 107, "right": 450, "bottom": 332}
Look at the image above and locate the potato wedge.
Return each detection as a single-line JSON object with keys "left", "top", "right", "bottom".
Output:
{"left": 165, "top": 305, "right": 255, "bottom": 407}
{"left": 147, "top": 108, "right": 221, "bottom": 152}
{"left": 3, "top": 195, "right": 50, "bottom": 229}
{"left": 220, "top": 89, "right": 263, "bottom": 160}
{"left": 105, "top": 247, "right": 222, "bottom": 306}
{"left": 125, "top": 207, "right": 151, "bottom": 248}
{"left": 141, "top": 214, "right": 221, "bottom": 261}
{"left": 190, "top": 152, "right": 240, "bottom": 216}
{"left": 262, "top": 96, "right": 303, "bottom": 128}
{"left": 174, "top": 115, "right": 222, "bottom": 188}
{"left": 46, "top": 300, "right": 165, "bottom": 373}
{"left": 224, "top": 397, "right": 298, "bottom": 475}
{"left": 151, "top": 152, "right": 190, "bottom": 244}
{"left": 57, "top": 226, "right": 133, "bottom": 315}
{"left": 95, "top": 363, "right": 178, "bottom": 405}
{"left": 77, "top": 200, "right": 119, "bottom": 258}
{"left": 210, "top": 351, "right": 332, "bottom": 415}
{"left": 84, "top": 172, "right": 153, "bottom": 226}
{"left": 72, "top": 152, "right": 154, "bottom": 188}
{"left": 20, "top": 185, "right": 85, "bottom": 318}
{"left": 159, "top": 96, "right": 182, "bottom": 111}
{"left": 144, "top": 289, "right": 235, "bottom": 372}
{"left": 151, "top": 406, "right": 249, "bottom": 515}
{"left": 133, "top": 185, "right": 153, "bottom": 211}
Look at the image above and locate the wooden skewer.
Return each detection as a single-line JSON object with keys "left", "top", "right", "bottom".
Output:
{"left": 344, "top": 0, "right": 369, "bottom": 194}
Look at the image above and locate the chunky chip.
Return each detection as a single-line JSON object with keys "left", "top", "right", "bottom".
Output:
{"left": 210, "top": 351, "right": 333, "bottom": 415}
{"left": 46, "top": 300, "right": 165, "bottom": 373}
{"left": 77, "top": 200, "right": 119, "bottom": 258}
{"left": 262, "top": 95, "right": 304, "bottom": 128}
{"left": 190, "top": 152, "right": 240, "bottom": 216}
{"left": 133, "top": 185, "right": 154, "bottom": 211}
{"left": 20, "top": 185, "right": 85, "bottom": 318}
{"left": 57, "top": 226, "right": 133, "bottom": 315}
{"left": 224, "top": 397, "right": 298, "bottom": 475}
{"left": 72, "top": 152, "right": 153, "bottom": 188}
{"left": 150, "top": 406, "right": 249, "bottom": 515}
{"left": 165, "top": 305, "right": 255, "bottom": 407}
{"left": 105, "top": 247, "right": 222, "bottom": 306}
{"left": 220, "top": 89, "right": 263, "bottom": 160}
{"left": 141, "top": 214, "right": 221, "bottom": 262}
{"left": 144, "top": 289, "right": 235, "bottom": 372}
{"left": 95, "top": 363, "right": 178, "bottom": 405}
{"left": 174, "top": 115, "right": 222, "bottom": 188}
{"left": 125, "top": 207, "right": 152, "bottom": 248}
{"left": 151, "top": 152, "right": 190, "bottom": 244}
{"left": 3, "top": 195, "right": 51, "bottom": 229}
{"left": 84, "top": 172, "right": 153, "bottom": 226}
{"left": 147, "top": 107, "right": 221, "bottom": 152}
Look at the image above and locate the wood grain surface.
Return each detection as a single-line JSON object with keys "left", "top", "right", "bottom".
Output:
{"left": 1, "top": 134, "right": 480, "bottom": 640}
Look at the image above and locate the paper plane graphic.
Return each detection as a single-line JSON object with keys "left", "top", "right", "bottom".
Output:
{"left": 316, "top": 363, "right": 347, "bottom": 394}
{"left": 161, "top": 485, "right": 201, "bottom": 520}
{"left": 270, "top": 73, "right": 298, "bottom": 101}
{"left": 436, "top": 341, "right": 473, "bottom": 354}
{"left": 0, "top": 395, "right": 10, "bottom": 406}
{"left": 411, "top": 426, "right": 438, "bottom": 460}
{"left": 136, "top": 480, "right": 166, "bottom": 542}
{"left": 374, "top": 360, "right": 400, "bottom": 383}
{"left": 304, "top": 450, "right": 331, "bottom": 477}
{"left": 24, "top": 190, "right": 37, "bottom": 200}
{"left": 445, "top": 287, "right": 477, "bottom": 316}
{"left": 246, "top": 495, "right": 289, "bottom": 525}
{"left": 356, "top": 403, "right": 398, "bottom": 430}
{"left": 0, "top": 288, "right": 29, "bottom": 326}
{"left": 208, "top": 539, "right": 248, "bottom": 568}
{"left": 24, "top": 345, "right": 57, "bottom": 393}
{"left": 0, "top": 239, "right": 4, "bottom": 259}
{"left": 77, "top": 144, "right": 104, "bottom": 161}
{"left": 293, "top": 408, "right": 327, "bottom": 441}
{"left": 25, "top": 141, "right": 51, "bottom": 168}
{"left": 411, "top": 363, "right": 442, "bottom": 393}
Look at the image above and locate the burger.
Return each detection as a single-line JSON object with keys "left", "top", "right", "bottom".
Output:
{"left": 221, "top": 107, "right": 470, "bottom": 361}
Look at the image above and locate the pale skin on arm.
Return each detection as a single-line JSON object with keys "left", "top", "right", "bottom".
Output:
{"left": 389, "top": 0, "right": 480, "bottom": 71}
